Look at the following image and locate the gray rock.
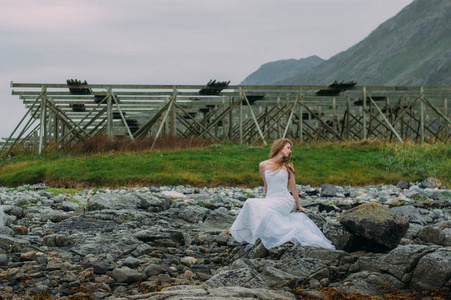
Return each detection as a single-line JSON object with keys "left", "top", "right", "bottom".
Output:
{"left": 276, "top": 257, "right": 329, "bottom": 282}
{"left": 349, "top": 254, "right": 385, "bottom": 273}
{"left": 62, "top": 201, "right": 80, "bottom": 211}
{"left": 202, "top": 207, "right": 236, "bottom": 231}
{"left": 339, "top": 203, "right": 409, "bottom": 250}
{"left": 0, "top": 205, "right": 23, "bottom": 218}
{"left": 43, "top": 234, "right": 76, "bottom": 247}
{"left": 83, "top": 209, "right": 153, "bottom": 224}
{"left": 134, "top": 227, "right": 186, "bottom": 247}
{"left": 404, "top": 223, "right": 423, "bottom": 240}
{"left": 391, "top": 205, "right": 427, "bottom": 226}
{"left": 0, "top": 226, "right": 14, "bottom": 236}
{"left": 320, "top": 184, "right": 338, "bottom": 197}
{"left": 83, "top": 260, "right": 114, "bottom": 274}
{"left": 247, "top": 239, "right": 269, "bottom": 258}
{"left": 396, "top": 181, "right": 410, "bottom": 190}
{"left": 410, "top": 248, "right": 451, "bottom": 290}
{"left": 50, "top": 216, "right": 117, "bottom": 234}
{"left": 0, "top": 235, "right": 31, "bottom": 253}
{"left": 206, "top": 267, "right": 266, "bottom": 288}
{"left": 122, "top": 256, "right": 140, "bottom": 269}
{"left": 430, "top": 191, "right": 443, "bottom": 200}
{"left": 25, "top": 207, "right": 71, "bottom": 222}
{"left": 378, "top": 245, "right": 438, "bottom": 282}
{"left": 87, "top": 192, "right": 172, "bottom": 211}
{"left": 419, "top": 177, "right": 441, "bottom": 189}
{"left": 144, "top": 263, "right": 164, "bottom": 276}
{"left": 417, "top": 226, "right": 446, "bottom": 245}
{"left": 178, "top": 205, "right": 209, "bottom": 223}
{"left": 322, "top": 221, "right": 354, "bottom": 251}
{"left": 0, "top": 254, "right": 8, "bottom": 266}
{"left": 281, "top": 244, "right": 354, "bottom": 267}
{"left": 338, "top": 271, "right": 404, "bottom": 297}
{"left": 111, "top": 266, "right": 145, "bottom": 283}
{"left": 153, "top": 285, "right": 295, "bottom": 300}
{"left": 259, "top": 266, "right": 298, "bottom": 289}
{"left": 0, "top": 211, "right": 13, "bottom": 228}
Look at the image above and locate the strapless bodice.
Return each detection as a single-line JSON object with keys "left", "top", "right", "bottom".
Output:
{"left": 265, "top": 169, "right": 291, "bottom": 198}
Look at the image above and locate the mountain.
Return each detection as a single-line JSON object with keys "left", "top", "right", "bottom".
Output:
{"left": 240, "top": 56, "right": 324, "bottom": 85}
{"left": 247, "top": 0, "right": 451, "bottom": 87}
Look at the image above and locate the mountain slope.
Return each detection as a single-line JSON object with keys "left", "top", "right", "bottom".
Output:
{"left": 275, "top": 0, "right": 451, "bottom": 86}
{"left": 240, "top": 56, "right": 324, "bottom": 85}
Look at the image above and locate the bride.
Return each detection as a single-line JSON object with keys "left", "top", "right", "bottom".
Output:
{"left": 230, "top": 138, "right": 335, "bottom": 250}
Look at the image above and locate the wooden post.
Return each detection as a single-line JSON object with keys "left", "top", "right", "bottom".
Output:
{"left": 242, "top": 90, "right": 266, "bottom": 145}
{"left": 222, "top": 97, "right": 226, "bottom": 138}
{"left": 317, "top": 106, "right": 322, "bottom": 141}
{"left": 400, "top": 97, "right": 404, "bottom": 139}
{"left": 385, "top": 97, "right": 390, "bottom": 140}
{"left": 229, "top": 96, "right": 233, "bottom": 140}
{"left": 283, "top": 89, "right": 301, "bottom": 139}
{"left": 239, "top": 93, "right": 243, "bottom": 144}
{"left": 345, "top": 96, "right": 351, "bottom": 140}
{"left": 214, "top": 105, "right": 218, "bottom": 138}
{"left": 420, "top": 87, "right": 425, "bottom": 144}
{"left": 165, "top": 97, "right": 170, "bottom": 136}
{"left": 446, "top": 98, "right": 449, "bottom": 137}
{"left": 299, "top": 98, "right": 303, "bottom": 142}
{"left": 152, "top": 94, "right": 176, "bottom": 150}
{"left": 170, "top": 93, "right": 177, "bottom": 136}
{"left": 107, "top": 93, "right": 113, "bottom": 139}
{"left": 368, "top": 96, "right": 403, "bottom": 143}
{"left": 286, "top": 95, "right": 289, "bottom": 122}
{"left": 363, "top": 87, "right": 367, "bottom": 140}
{"left": 332, "top": 97, "right": 336, "bottom": 133}
{"left": 33, "top": 130, "right": 39, "bottom": 155}
{"left": 38, "top": 95, "right": 47, "bottom": 155}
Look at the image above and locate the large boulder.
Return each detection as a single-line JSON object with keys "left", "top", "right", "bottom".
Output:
{"left": 409, "top": 248, "right": 451, "bottom": 290}
{"left": 377, "top": 245, "right": 438, "bottom": 283}
{"left": 338, "top": 203, "right": 409, "bottom": 251}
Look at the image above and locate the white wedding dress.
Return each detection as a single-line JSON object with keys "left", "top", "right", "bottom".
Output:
{"left": 230, "top": 169, "right": 335, "bottom": 250}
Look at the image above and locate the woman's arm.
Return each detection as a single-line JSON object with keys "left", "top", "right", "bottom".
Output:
{"left": 288, "top": 170, "right": 308, "bottom": 213}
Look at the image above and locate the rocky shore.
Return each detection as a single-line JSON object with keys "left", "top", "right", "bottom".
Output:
{"left": 0, "top": 177, "right": 450, "bottom": 299}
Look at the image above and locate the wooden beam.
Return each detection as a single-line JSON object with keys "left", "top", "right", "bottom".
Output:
{"left": 367, "top": 94, "right": 403, "bottom": 143}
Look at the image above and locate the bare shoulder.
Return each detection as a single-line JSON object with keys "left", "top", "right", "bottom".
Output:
{"left": 259, "top": 160, "right": 271, "bottom": 171}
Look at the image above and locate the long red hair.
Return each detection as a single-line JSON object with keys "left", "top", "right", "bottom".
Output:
{"left": 269, "top": 139, "right": 295, "bottom": 175}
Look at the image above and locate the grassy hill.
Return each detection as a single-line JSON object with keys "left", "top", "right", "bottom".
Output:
{"left": 0, "top": 141, "right": 449, "bottom": 188}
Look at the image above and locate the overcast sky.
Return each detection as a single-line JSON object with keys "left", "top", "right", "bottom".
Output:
{"left": 0, "top": 0, "right": 413, "bottom": 139}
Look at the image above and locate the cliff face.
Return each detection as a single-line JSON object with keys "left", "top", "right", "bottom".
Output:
{"left": 240, "top": 55, "right": 324, "bottom": 85}
{"left": 247, "top": 0, "right": 451, "bottom": 86}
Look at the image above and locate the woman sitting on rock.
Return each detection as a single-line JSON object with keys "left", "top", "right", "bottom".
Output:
{"left": 230, "top": 138, "right": 335, "bottom": 250}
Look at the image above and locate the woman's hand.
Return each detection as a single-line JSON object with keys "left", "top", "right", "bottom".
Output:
{"left": 297, "top": 206, "right": 308, "bottom": 213}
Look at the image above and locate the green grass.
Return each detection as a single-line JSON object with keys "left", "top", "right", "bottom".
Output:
{"left": 0, "top": 141, "right": 449, "bottom": 188}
